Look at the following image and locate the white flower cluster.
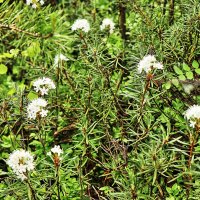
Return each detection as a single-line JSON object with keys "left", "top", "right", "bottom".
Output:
{"left": 26, "top": 0, "right": 44, "bottom": 9}
{"left": 100, "top": 18, "right": 115, "bottom": 34}
{"left": 48, "top": 145, "right": 63, "bottom": 157}
{"left": 138, "top": 55, "right": 164, "bottom": 74}
{"left": 28, "top": 77, "right": 55, "bottom": 120}
{"left": 71, "top": 19, "right": 90, "bottom": 33}
{"left": 27, "top": 98, "right": 48, "bottom": 120}
{"left": 185, "top": 105, "right": 200, "bottom": 128}
{"left": 33, "top": 77, "right": 56, "bottom": 96}
{"left": 7, "top": 149, "right": 35, "bottom": 181}
{"left": 71, "top": 18, "right": 116, "bottom": 34}
{"left": 54, "top": 54, "right": 69, "bottom": 67}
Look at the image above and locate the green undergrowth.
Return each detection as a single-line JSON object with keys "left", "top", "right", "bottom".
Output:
{"left": 0, "top": 0, "right": 200, "bottom": 199}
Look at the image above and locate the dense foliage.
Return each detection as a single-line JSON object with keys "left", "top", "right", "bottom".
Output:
{"left": 0, "top": 0, "right": 200, "bottom": 199}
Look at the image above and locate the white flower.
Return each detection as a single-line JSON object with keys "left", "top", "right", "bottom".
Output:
{"left": 26, "top": 0, "right": 32, "bottom": 5}
{"left": 185, "top": 105, "right": 200, "bottom": 128}
{"left": 32, "top": 3, "right": 37, "bottom": 8}
{"left": 54, "top": 54, "right": 69, "bottom": 67}
{"left": 7, "top": 149, "right": 35, "bottom": 181}
{"left": 33, "top": 77, "right": 56, "bottom": 95}
{"left": 71, "top": 19, "right": 90, "bottom": 33}
{"left": 40, "top": 109, "right": 48, "bottom": 117}
{"left": 26, "top": 0, "right": 44, "bottom": 8}
{"left": 27, "top": 98, "right": 48, "bottom": 120}
{"left": 190, "top": 121, "right": 196, "bottom": 128}
{"left": 48, "top": 145, "right": 63, "bottom": 167}
{"left": 40, "top": 0, "right": 44, "bottom": 5}
{"left": 100, "top": 18, "right": 115, "bottom": 34}
{"left": 154, "top": 62, "right": 164, "bottom": 70}
{"left": 39, "top": 87, "right": 49, "bottom": 96}
{"left": 49, "top": 145, "right": 63, "bottom": 156}
{"left": 138, "top": 55, "right": 163, "bottom": 74}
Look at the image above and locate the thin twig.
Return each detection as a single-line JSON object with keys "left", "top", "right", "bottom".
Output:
{"left": 26, "top": 179, "right": 37, "bottom": 200}
{"left": 0, "top": 23, "right": 53, "bottom": 39}
{"left": 169, "top": 0, "right": 175, "bottom": 25}
{"left": 56, "top": 167, "right": 61, "bottom": 200}
{"left": 119, "top": 2, "right": 127, "bottom": 40}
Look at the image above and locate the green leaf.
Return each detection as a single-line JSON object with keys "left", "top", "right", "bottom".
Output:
{"left": 100, "top": 186, "right": 112, "bottom": 191}
{"left": 13, "top": 66, "right": 19, "bottom": 74}
{"left": 27, "top": 91, "right": 38, "bottom": 100}
{"left": 25, "top": 41, "right": 41, "bottom": 58}
{"left": 172, "top": 183, "right": 177, "bottom": 190}
{"left": 50, "top": 12, "right": 57, "bottom": 31}
{"left": 3, "top": 52, "right": 13, "bottom": 58}
{"left": 195, "top": 68, "right": 200, "bottom": 75}
{"left": 165, "top": 81, "right": 171, "bottom": 90}
{"left": 173, "top": 66, "right": 183, "bottom": 75}
{"left": 183, "top": 63, "right": 190, "bottom": 71}
{"left": 171, "top": 79, "right": 179, "bottom": 86}
{"left": 192, "top": 60, "right": 199, "bottom": 68}
{"left": 19, "top": 83, "right": 25, "bottom": 90}
{"left": 0, "top": 64, "right": 8, "bottom": 74}
{"left": 166, "top": 187, "right": 172, "bottom": 194}
{"left": 7, "top": 88, "right": 16, "bottom": 96}
{"left": 4, "top": 195, "right": 16, "bottom": 200}
{"left": 29, "top": 140, "right": 42, "bottom": 147}
{"left": 21, "top": 50, "right": 28, "bottom": 57}
{"left": 166, "top": 197, "right": 175, "bottom": 200}
{"left": 178, "top": 74, "right": 186, "bottom": 81}
{"left": 152, "top": 169, "right": 157, "bottom": 185}
{"left": 1, "top": 136, "right": 12, "bottom": 148}
{"left": 186, "top": 71, "right": 194, "bottom": 80}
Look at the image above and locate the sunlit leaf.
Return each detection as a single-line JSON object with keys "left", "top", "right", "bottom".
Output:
{"left": 174, "top": 66, "right": 183, "bottom": 75}
{"left": 186, "top": 71, "right": 193, "bottom": 80}
{"left": 178, "top": 74, "right": 186, "bottom": 80}
{"left": 0, "top": 64, "right": 8, "bottom": 74}
{"left": 195, "top": 68, "right": 200, "bottom": 75}
{"left": 182, "top": 63, "right": 190, "bottom": 71}
{"left": 27, "top": 91, "right": 38, "bottom": 100}
{"left": 192, "top": 60, "right": 199, "bottom": 68}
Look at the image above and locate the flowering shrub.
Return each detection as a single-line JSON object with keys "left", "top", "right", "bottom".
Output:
{"left": 71, "top": 19, "right": 90, "bottom": 33}
{"left": 27, "top": 98, "right": 48, "bottom": 119}
{"left": 48, "top": 145, "right": 63, "bottom": 167}
{"left": 33, "top": 77, "right": 55, "bottom": 96}
{"left": 7, "top": 150, "right": 35, "bottom": 181}
{"left": 138, "top": 55, "right": 164, "bottom": 74}
{"left": 26, "top": 0, "right": 44, "bottom": 8}
{"left": 48, "top": 145, "right": 63, "bottom": 156}
{"left": 185, "top": 105, "right": 200, "bottom": 128}
{"left": 100, "top": 18, "right": 115, "bottom": 33}
{"left": 1, "top": 0, "right": 200, "bottom": 200}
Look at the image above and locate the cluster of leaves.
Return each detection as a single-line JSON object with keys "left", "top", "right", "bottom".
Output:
{"left": 0, "top": 0, "right": 200, "bottom": 199}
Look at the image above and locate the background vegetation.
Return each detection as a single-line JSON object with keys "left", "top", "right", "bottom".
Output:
{"left": 0, "top": 0, "right": 200, "bottom": 199}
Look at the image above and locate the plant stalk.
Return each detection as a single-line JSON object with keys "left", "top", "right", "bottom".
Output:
{"left": 26, "top": 179, "right": 37, "bottom": 200}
